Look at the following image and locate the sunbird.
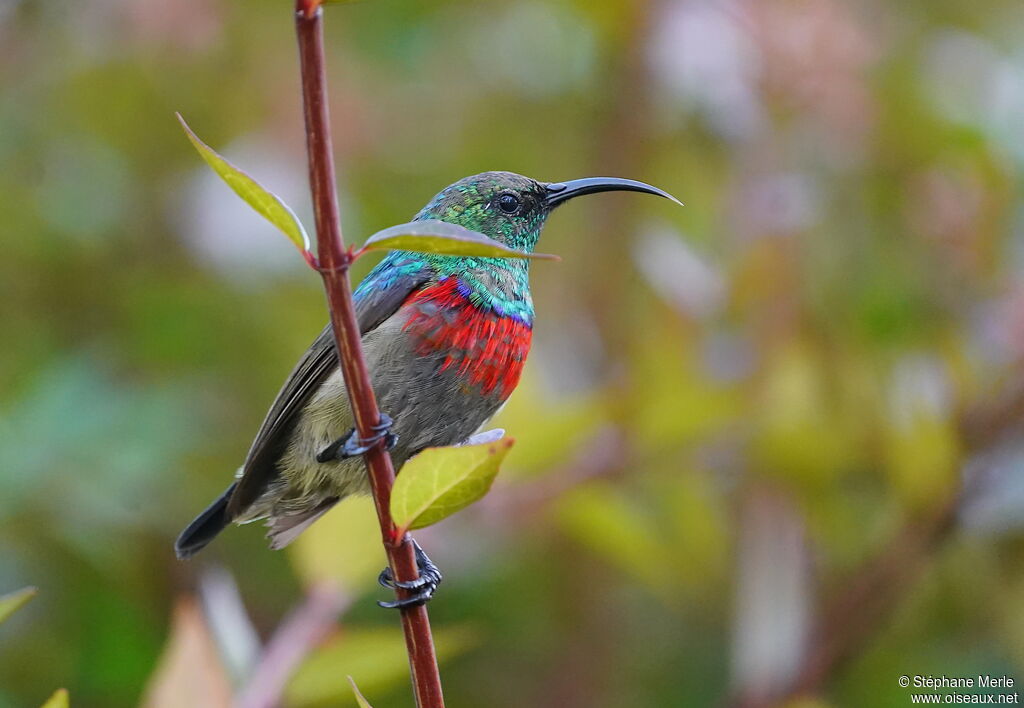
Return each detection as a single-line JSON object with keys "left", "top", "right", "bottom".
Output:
{"left": 176, "top": 171, "right": 677, "bottom": 606}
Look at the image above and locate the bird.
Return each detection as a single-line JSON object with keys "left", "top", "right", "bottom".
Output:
{"left": 175, "top": 171, "right": 677, "bottom": 605}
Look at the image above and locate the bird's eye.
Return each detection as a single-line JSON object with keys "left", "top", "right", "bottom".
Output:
{"left": 497, "top": 193, "right": 521, "bottom": 214}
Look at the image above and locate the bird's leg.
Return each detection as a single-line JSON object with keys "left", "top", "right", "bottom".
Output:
{"left": 316, "top": 413, "right": 398, "bottom": 463}
{"left": 377, "top": 538, "right": 443, "bottom": 609}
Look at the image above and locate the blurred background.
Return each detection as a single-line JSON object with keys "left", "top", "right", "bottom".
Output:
{"left": 2, "top": 0, "right": 1024, "bottom": 706}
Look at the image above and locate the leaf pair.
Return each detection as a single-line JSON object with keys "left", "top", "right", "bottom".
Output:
{"left": 180, "top": 115, "right": 520, "bottom": 540}
{"left": 178, "top": 115, "right": 557, "bottom": 264}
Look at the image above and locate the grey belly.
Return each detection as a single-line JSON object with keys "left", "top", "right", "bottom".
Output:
{"left": 250, "top": 315, "right": 505, "bottom": 520}
{"left": 367, "top": 316, "right": 503, "bottom": 458}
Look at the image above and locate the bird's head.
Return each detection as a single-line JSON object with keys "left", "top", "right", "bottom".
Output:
{"left": 414, "top": 171, "right": 679, "bottom": 254}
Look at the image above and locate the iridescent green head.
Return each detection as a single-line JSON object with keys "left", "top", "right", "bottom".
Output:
{"left": 414, "top": 171, "right": 679, "bottom": 253}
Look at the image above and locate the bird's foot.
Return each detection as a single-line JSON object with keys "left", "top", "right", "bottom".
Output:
{"left": 377, "top": 539, "right": 443, "bottom": 610}
{"left": 316, "top": 414, "right": 398, "bottom": 463}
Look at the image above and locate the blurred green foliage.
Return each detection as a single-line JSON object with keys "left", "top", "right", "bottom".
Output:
{"left": 2, "top": 0, "right": 1024, "bottom": 706}
{"left": 287, "top": 626, "right": 477, "bottom": 707}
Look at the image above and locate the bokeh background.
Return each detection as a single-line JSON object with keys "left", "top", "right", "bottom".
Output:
{"left": 3, "top": 0, "right": 1024, "bottom": 706}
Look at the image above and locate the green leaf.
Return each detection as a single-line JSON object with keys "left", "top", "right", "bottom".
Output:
{"left": 176, "top": 113, "right": 311, "bottom": 255}
{"left": 0, "top": 586, "right": 37, "bottom": 625}
{"left": 362, "top": 220, "right": 559, "bottom": 261}
{"left": 40, "top": 689, "right": 69, "bottom": 708}
{"left": 390, "top": 439, "right": 514, "bottom": 533}
{"left": 347, "top": 677, "right": 374, "bottom": 708}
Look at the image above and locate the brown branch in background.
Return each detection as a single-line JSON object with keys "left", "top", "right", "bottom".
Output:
{"left": 792, "top": 495, "right": 959, "bottom": 696}
{"left": 959, "top": 377, "right": 1024, "bottom": 453}
{"left": 728, "top": 493, "right": 960, "bottom": 708}
{"left": 580, "top": 0, "right": 661, "bottom": 354}
{"left": 236, "top": 583, "right": 351, "bottom": 708}
{"left": 293, "top": 2, "right": 444, "bottom": 706}
{"left": 531, "top": 4, "right": 664, "bottom": 704}
{"left": 727, "top": 376, "right": 1024, "bottom": 708}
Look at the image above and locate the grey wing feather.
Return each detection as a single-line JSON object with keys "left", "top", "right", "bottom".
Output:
{"left": 226, "top": 267, "right": 429, "bottom": 518}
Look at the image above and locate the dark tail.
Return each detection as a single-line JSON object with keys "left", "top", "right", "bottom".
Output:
{"left": 175, "top": 482, "right": 237, "bottom": 559}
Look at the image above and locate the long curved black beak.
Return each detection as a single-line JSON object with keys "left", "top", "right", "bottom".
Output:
{"left": 543, "top": 177, "right": 682, "bottom": 208}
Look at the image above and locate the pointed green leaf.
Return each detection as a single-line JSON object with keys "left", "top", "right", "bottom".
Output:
{"left": 177, "top": 113, "right": 311, "bottom": 256}
{"left": 391, "top": 439, "right": 514, "bottom": 533}
{"left": 40, "top": 689, "right": 68, "bottom": 708}
{"left": 0, "top": 586, "right": 36, "bottom": 625}
{"left": 347, "top": 677, "right": 374, "bottom": 708}
{"left": 362, "top": 220, "right": 558, "bottom": 261}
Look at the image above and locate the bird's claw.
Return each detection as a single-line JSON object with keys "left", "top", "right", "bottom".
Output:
{"left": 316, "top": 414, "right": 398, "bottom": 463}
{"left": 377, "top": 539, "right": 443, "bottom": 609}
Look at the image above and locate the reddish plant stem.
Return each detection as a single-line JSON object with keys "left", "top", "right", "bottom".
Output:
{"left": 294, "top": 4, "right": 445, "bottom": 707}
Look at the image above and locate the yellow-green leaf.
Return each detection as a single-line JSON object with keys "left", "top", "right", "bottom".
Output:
{"left": 0, "top": 586, "right": 36, "bottom": 625}
{"left": 362, "top": 220, "right": 558, "bottom": 261}
{"left": 390, "top": 439, "right": 514, "bottom": 533}
{"left": 177, "top": 113, "right": 311, "bottom": 255}
{"left": 347, "top": 677, "right": 374, "bottom": 708}
{"left": 40, "top": 689, "right": 68, "bottom": 708}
